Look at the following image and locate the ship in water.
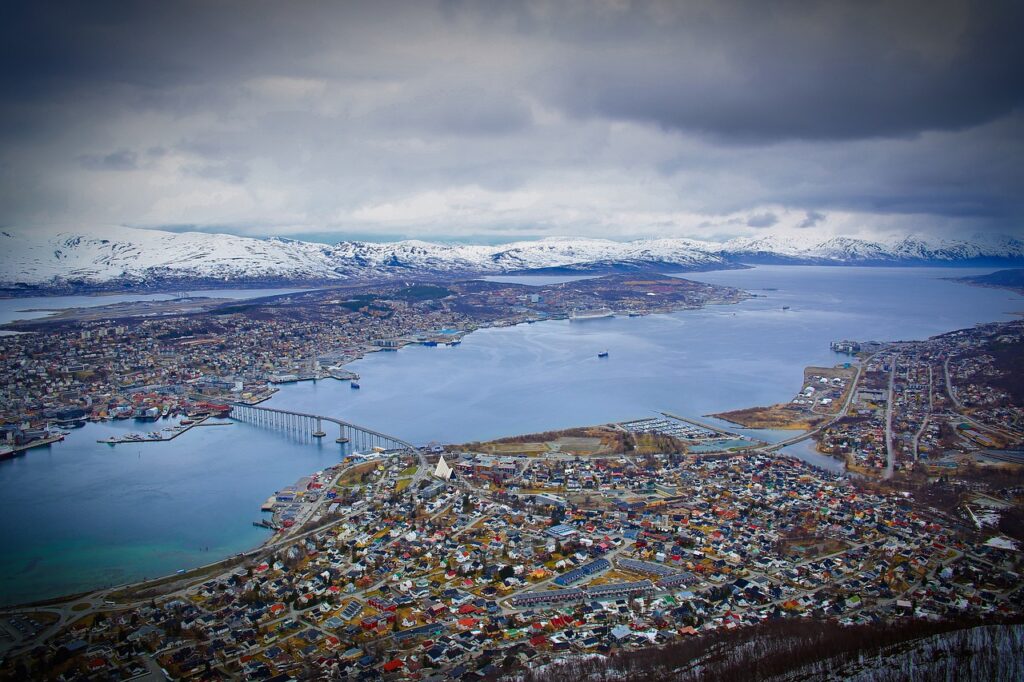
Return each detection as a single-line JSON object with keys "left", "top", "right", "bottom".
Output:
{"left": 351, "top": 382, "right": 361, "bottom": 389}
{"left": 598, "top": 350, "right": 609, "bottom": 358}
{"left": 569, "top": 307, "right": 614, "bottom": 321}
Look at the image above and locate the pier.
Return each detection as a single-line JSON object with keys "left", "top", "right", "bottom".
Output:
{"left": 0, "top": 433, "right": 65, "bottom": 459}
{"left": 228, "top": 403, "right": 416, "bottom": 453}
{"left": 659, "top": 411, "right": 744, "bottom": 439}
{"left": 97, "top": 416, "right": 212, "bottom": 445}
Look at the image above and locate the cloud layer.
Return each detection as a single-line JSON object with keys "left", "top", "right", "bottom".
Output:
{"left": 1, "top": 0, "right": 1021, "bottom": 243}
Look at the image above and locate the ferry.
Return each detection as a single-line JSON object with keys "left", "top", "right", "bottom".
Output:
{"left": 598, "top": 350, "right": 609, "bottom": 358}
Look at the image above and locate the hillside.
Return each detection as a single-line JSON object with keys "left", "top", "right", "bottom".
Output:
{"left": 515, "top": 619, "right": 1024, "bottom": 682}
{"left": 956, "top": 268, "right": 1024, "bottom": 293}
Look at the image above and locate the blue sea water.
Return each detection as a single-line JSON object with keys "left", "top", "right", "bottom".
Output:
{"left": 0, "top": 266, "right": 1019, "bottom": 605}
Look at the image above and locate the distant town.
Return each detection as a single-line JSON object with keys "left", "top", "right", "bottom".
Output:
{"left": 0, "top": 274, "right": 746, "bottom": 457}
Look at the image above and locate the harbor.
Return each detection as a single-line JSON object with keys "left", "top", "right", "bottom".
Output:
{"left": 617, "top": 413, "right": 764, "bottom": 452}
{"left": 96, "top": 414, "right": 217, "bottom": 444}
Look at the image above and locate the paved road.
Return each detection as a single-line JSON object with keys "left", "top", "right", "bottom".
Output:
{"left": 884, "top": 364, "right": 895, "bottom": 479}
{"left": 911, "top": 415, "right": 929, "bottom": 462}
{"left": 943, "top": 356, "right": 963, "bottom": 411}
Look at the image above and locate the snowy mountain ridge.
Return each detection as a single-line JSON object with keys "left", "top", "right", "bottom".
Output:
{"left": 1, "top": 226, "right": 1022, "bottom": 291}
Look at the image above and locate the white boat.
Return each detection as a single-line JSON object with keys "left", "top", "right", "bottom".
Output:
{"left": 569, "top": 307, "right": 614, "bottom": 321}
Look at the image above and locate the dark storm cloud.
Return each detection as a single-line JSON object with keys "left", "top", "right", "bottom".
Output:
{"left": 542, "top": 1, "right": 1024, "bottom": 142}
{"left": 0, "top": 0, "right": 1021, "bottom": 240}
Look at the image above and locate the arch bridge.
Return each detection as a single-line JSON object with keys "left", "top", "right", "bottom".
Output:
{"left": 229, "top": 403, "right": 416, "bottom": 453}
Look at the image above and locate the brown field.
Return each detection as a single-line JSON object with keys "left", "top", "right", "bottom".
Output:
{"left": 712, "top": 404, "right": 822, "bottom": 430}
{"left": 461, "top": 426, "right": 626, "bottom": 456}
{"left": 480, "top": 442, "right": 549, "bottom": 454}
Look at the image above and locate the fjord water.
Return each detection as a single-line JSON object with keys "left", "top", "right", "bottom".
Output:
{"left": 0, "top": 267, "right": 1019, "bottom": 605}
{"left": 269, "top": 267, "right": 1021, "bottom": 443}
{"left": 0, "top": 287, "right": 306, "bottom": 325}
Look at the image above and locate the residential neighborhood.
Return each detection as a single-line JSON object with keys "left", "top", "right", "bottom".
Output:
{"left": 4, "top": 427, "right": 1022, "bottom": 679}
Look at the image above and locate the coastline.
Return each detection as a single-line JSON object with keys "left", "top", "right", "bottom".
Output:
{"left": 0, "top": 287, "right": 753, "bottom": 611}
{"left": 1, "top": 270, "right": 1015, "bottom": 612}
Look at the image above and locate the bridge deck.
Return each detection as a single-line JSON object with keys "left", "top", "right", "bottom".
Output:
{"left": 228, "top": 402, "right": 416, "bottom": 451}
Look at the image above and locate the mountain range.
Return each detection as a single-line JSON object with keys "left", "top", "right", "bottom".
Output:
{"left": 2, "top": 226, "right": 1023, "bottom": 293}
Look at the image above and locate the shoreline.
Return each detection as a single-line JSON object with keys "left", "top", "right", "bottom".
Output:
{"left": 0, "top": 293, "right": 754, "bottom": 611}
{"left": 0, "top": 273, "right": 1012, "bottom": 611}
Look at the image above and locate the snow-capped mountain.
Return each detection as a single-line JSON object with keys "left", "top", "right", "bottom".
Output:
{"left": 720, "top": 233, "right": 1024, "bottom": 264}
{"left": 1, "top": 226, "right": 1022, "bottom": 292}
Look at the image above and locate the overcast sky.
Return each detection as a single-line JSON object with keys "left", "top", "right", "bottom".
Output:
{"left": 1, "top": 0, "right": 1022, "bottom": 244}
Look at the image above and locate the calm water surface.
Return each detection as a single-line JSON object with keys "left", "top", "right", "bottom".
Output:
{"left": 0, "top": 266, "right": 1019, "bottom": 605}
{"left": 0, "top": 287, "right": 309, "bottom": 325}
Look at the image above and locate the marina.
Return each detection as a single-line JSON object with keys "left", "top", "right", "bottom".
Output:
{"left": 97, "top": 415, "right": 212, "bottom": 444}
{"left": 617, "top": 414, "right": 762, "bottom": 452}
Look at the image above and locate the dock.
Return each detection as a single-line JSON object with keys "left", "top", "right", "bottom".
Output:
{"left": 97, "top": 415, "right": 211, "bottom": 445}
{"left": 327, "top": 367, "right": 360, "bottom": 381}
{"left": 659, "top": 411, "right": 744, "bottom": 438}
{"left": 0, "top": 433, "right": 65, "bottom": 459}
